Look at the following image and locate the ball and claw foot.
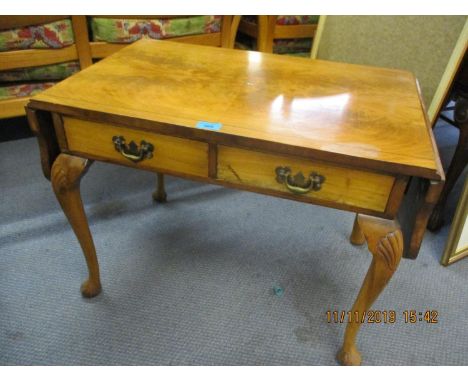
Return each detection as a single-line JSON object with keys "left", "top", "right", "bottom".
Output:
{"left": 80, "top": 279, "right": 102, "bottom": 298}
{"left": 337, "top": 346, "right": 362, "bottom": 366}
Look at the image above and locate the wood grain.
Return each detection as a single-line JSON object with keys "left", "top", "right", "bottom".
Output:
{"left": 63, "top": 117, "right": 209, "bottom": 177}
{"left": 25, "top": 107, "right": 59, "bottom": 180}
{"left": 0, "top": 45, "right": 78, "bottom": 70}
{"left": 217, "top": 145, "right": 395, "bottom": 212}
{"left": 71, "top": 16, "right": 93, "bottom": 69}
{"left": 0, "top": 96, "right": 29, "bottom": 118}
{"left": 51, "top": 153, "right": 101, "bottom": 298}
{"left": 274, "top": 23, "right": 318, "bottom": 39}
{"left": 30, "top": 39, "right": 442, "bottom": 180}
{"left": 338, "top": 215, "right": 403, "bottom": 366}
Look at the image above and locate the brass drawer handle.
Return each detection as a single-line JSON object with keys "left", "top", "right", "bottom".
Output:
{"left": 275, "top": 166, "right": 325, "bottom": 194}
{"left": 112, "top": 136, "right": 154, "bottom": 163}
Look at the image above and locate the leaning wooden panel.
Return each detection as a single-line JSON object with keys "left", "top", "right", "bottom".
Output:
{"left": 63, "top": 117, "right": 209, "bottom": 177}
{"left": 217, "top": 146, "right": 395, "bottom": 212}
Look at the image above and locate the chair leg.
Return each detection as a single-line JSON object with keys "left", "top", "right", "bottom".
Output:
{"left": 152, "top": 172, "right": 167, "bottom": 203}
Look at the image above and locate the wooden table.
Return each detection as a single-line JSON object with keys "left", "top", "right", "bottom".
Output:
{"left": 26, "top": 39, "right": 444, "bottom": 365}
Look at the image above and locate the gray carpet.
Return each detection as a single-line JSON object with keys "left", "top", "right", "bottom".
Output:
{"left": 0, "top": 119, "right": 467, "bottom": 365}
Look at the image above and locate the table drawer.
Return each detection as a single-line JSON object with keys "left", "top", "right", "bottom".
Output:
{"left": 62, "top": 117, "right": 209, "bottom": 177}
{"left": 217, "top": 146, "right": 395, "bottom": 212}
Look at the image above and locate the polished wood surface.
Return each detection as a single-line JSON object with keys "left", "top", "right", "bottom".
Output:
{"left": 217, "top": 145, "right": 395, "bottom": 212}
{"left": 63, "top": 117, "right": 209, "bottom": 177}
{"left": 31, "top": 39, "right": 442, "bottom": 180}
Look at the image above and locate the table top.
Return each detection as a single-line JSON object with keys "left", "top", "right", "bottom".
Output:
{"left": 31, "top": 39, "right": 443, "bottom": 180}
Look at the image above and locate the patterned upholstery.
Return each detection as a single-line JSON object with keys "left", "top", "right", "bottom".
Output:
{"left": 90, "top": 16, "right": 222, "bottom": 43}
{"left": 242, "top": 15, "right": 319, "bottom": 25}
{"left": 273, "top": 39, "right": 312, "bottom": 55}
{"left": 0, "top": 82, "right": 55, "bottom": 100}
{"left": 0, "top": 61, "right": 79, "bottom": 82}
{"left": 276, "top": 15, "right": 319, "bottom": 25}
{"left": 0, "top": 18, "right": 78, "bottom": 103}
{"left": 0, "top": 19, "right": 74, "bottom": 51}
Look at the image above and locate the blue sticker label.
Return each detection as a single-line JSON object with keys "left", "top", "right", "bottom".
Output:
{"left": 196, "top": 121, "right": 222, "bottom": 131}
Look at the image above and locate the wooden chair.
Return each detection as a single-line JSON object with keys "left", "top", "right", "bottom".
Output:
{"left": 0, "top": 16, "right": 91, "bottom": 119}
{"left": 311, "top": 15, "right": 468, "bottom": 256}
{"left": 82, "top": 16, "right": 237, "bottom": 61}
{"left": 0, "top": 16, "right": 238, "bottom": 120}
{"left": 237, "top": 15, "right": 319, "bottom": 54}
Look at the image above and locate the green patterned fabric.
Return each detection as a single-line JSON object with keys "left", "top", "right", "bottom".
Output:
{"left": 242, "top": 16, "right": 319, "bottom": 25}
{"left": 0, "top": 19, "right": 74, "bottom": 51}
{"left": 90, "top": 16, "right": 222, "bottom": 43}
{"left": 316, "top": 16, "right": 467, "bottom": 108}
{"left": 0, "top": 82, "right": 55, "bottom": 100}
{"left": 273, "top": 38, "right": 312, "bottom": 54}
{"left": 236, "top": 37, "right": 312, "bottom": 56}
{"left": 276, "top": 15, "right": 319, "bottom": 25}
{"left": 0, "top": 61, "right": 79, "bottom": 82}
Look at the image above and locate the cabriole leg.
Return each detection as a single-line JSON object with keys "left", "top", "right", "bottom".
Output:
{"left": 51, "top": 153, "right": 101, "bottom": 298}
{"left": 338, "top": 214, "right": 403, "bottom": 366}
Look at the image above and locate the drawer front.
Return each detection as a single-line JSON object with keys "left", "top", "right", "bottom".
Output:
{"left": 63, "top": 117, "right": 208, "bottom": 177}
{"left": 217, "top": 146, "right": 395, "bottom": 212}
